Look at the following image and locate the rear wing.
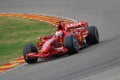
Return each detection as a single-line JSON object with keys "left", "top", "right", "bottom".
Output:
{"left": 65, "top": 21, "right": 88, "bottom": 30}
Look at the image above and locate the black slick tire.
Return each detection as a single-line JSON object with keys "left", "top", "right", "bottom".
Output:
{"left": 86, "top": 26, "right": 99, "bottom": 45}
{"left": 64, "top": 35, "right": 79, "bottom": 55}
{"left": 23, "top": 44, "right": 38, "bottom": 64}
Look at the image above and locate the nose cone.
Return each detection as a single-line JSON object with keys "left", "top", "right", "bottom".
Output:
{"left": 41, "top": 38, "right": 54, "bottom": 53}
{"left": 40, "top": 46, "right": 52, "bottom": 58}
{"left": 41, "top": 46, "right": 50, "bottom": 53}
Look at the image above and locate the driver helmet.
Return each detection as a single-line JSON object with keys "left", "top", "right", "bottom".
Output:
{"left": 55, "top": 31, "right": 63, "bottom": 37}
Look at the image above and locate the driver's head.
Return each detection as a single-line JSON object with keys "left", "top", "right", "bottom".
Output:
{"left": 55, "top": 31, "right": 63, "bottom": 37}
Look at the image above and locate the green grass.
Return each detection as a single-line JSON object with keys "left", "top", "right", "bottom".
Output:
{"left": 0, "top": 16, "right": 56, "bottom": 65}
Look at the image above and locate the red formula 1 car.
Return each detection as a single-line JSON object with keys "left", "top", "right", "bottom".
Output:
{"left": 23, "top": 21, "right": 99, "bottom": 64}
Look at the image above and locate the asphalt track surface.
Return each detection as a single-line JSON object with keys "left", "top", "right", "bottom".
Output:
{"left": 0, "top": 0, "right": 120, "bottom": 80}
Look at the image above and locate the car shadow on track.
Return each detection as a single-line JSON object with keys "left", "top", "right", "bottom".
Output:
{"left": 25, "top": 44, "right": 103, "bottom": 65}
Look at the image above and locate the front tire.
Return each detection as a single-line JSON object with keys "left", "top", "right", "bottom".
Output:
{"left": 23, "top": 44, "right": 38, "bottom": 64}
{"left": 64, "top": 35, "right": 79, "bottom": 55}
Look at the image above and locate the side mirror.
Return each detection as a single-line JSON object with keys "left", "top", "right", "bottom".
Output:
{"left": 37, "top": 36, "right": 42, "bottom": 48}
{"left": 38, "top": 36, "right": 42, "bottom": 41}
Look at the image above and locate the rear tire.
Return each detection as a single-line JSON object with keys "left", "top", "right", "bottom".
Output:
{"left": 23, "top": 44, "right": 38, "bottom": 64}
{"left": 64, "top": 35, "right": 79, "bottom": 55}
{"left": 86, "top": 26, "right": 99, "bottom": 44}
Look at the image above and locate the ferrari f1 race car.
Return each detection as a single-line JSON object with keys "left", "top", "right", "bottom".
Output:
{"left": 23, "top": 20, "right": 99, "bottom": 64}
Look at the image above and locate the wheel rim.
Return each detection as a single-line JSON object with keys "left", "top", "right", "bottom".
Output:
{"left": 73, "top": 37, "right": 79, "bottom": 51}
